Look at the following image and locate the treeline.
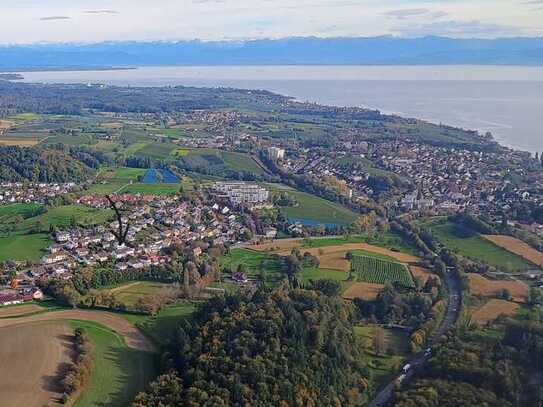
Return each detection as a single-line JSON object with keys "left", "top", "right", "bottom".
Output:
{"left": 134, "top": 288, "right": 373, "bottom": 406}
{"left": 59, "top": 328, "right": 93, "bottom": 404}
{"left": 0, "top": 80, "right": 286, "bottom": 114}
{"left": 0, "top": 145, "right": 110, "bottom": 182}
{"left": 393, "top": 318, "right": 543, "bottom": 407}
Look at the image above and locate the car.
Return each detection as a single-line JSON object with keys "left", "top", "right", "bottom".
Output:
{"left": 402, "top": 363, "right": 411, "bottom": 373}
{"left": 396, "top": 374, "right": 407, "bottom": 385}
{"left": 424, "top": 348, "right": 432, "bottom": 356}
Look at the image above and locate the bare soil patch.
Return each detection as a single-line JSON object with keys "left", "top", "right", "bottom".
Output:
{"left": 0, "top": 309, "right": 155, "bottom": 352}
{"left": 0, "top": 321, "right": 73, "bottom": 407}
{"left": 467, "top": 273, "right": 529, "bottom": 303}
{"left": 0, "top": 138, "right": 39, "bottom": 146}
{"left": 343, "top": 282, "right": 385, "bottom": 301}
{"left": 0, "top": 304, "right": 42, "bottom": 318}
{"left": 409, "top": 266, "right": 437, "bottom": 286}
{"left": 483, "top": 235, "right": 543, "bottom": 268}
{"left": 471, "top": 299, "right": 520, "bottom": 325}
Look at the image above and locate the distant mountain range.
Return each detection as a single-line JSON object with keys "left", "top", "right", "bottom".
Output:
{"left": 1, "top": 36, "right": 543, "bottom": 69}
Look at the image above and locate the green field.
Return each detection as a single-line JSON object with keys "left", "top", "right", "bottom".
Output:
{"left": 9, "top": 112, "right": 41, "bottom": 121}
{"left": 86, "top": 182, "right": 127, "bottom": 194}
{"left": 279, "top": 190, "right": 358, "bottom": 226}
{"left": 0, "top": 233, "right": 49, "bottom": 261}
{"left": 70, "top": 320, "right": 157, "bottom": 407}
{"left": 109, "top": 282, "right": 169, "bottom": 306}
{"left": 97, "top": 167, "right": 147, "bottom": 181}
{"left": 351, "top": 255, "right": 414, "bottom": 288}
{"left": 118, "top": 183, "right": 182, "bottom": 195}
{"left": 220, "top": 248, "right": 283, "bottom": 286}
{"left": 136, "top": 303, "right": 196, "bottom": 345}
{"left": 134, "top": 142, "right": 178, "bottom": 159}
{"left": 20, "top": 205, "right": 113, "bottom": 232}
{"left": 179, "top": 148, "right": 267, "bottom": 176}
{"left": 0, "top": 203, "right": 43, "bottom": 219}
{"left": 0, "top": 204, "right": 112, "bottom": 261}
{"left": 355, "top": 325, "right": 408, "bottom": 390}
{"left": 300, "top": 232, "right": 417, "bottom": 255}
{"left": 298, "top": 267, "right": 352, "bottom": 291}
{"left": 430, "top": 222, "right": 534, "bottom": 272}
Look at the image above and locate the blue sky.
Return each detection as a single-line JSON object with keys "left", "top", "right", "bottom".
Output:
{"left": 1, "top": 0, "right": 542, "bottom": 44}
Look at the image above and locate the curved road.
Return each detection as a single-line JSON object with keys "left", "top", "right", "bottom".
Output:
{"left": 368, "top": 270, "right": 462, "bottom": 407}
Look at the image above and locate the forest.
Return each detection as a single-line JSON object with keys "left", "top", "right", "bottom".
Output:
{"left": 134, "top": 287, "right": 374, "bottom": 406}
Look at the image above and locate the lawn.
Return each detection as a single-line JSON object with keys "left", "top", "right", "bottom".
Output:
{"left": 20, "top": 205, "right": 113, "bottom": 232}
{"left": 86, "top": 182, "right": 127, "bottom": 195}
{"left": 0, "top": 203, "right": 43, "bottom": 219}
{"left": 279, "top": 190, "right": 358, "bottom": 226}
{"left": 70, "top": 320, "right": 158, "bottom": 407}
{"left": 430, "top": 222, "right": 534, "bottom": 272}
{"left": 109, "top": 282, "right": 169, "bottom": 306}
{"left": 220, "top": 248, "right": 283, "bottom": 286}
{"left": 0, "top": 233, "right": 49, "bottom": 261}
{"left": 136, "top": 303, "right": 196, "bottom": 346}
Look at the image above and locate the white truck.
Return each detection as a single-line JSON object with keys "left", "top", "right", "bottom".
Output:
{"left": 402, "top": 363, "right": 411, "bottom": 373}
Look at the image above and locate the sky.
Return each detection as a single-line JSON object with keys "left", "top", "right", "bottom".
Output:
{"left": 0, "top": 0, "right": 542, "bottom": 44}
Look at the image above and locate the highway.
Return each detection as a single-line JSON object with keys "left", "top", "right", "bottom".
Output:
{"left": 367, "top": 271, "right": 462, "bottom": 407}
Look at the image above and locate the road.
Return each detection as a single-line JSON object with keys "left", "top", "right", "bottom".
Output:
{"left": 367, "top": 271, "right": 462, "bottom": 407}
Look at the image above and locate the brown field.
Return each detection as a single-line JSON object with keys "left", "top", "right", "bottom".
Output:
{"left": 0, "top": 304, "right": 43, "bottom": 318}
{"left": 471, "top": 299, "right": 520, "bottom": 325}
{"left": 467, "top": 273, "right": 529, "bottom": 303}
{"left": 409, "top": 266, "right": 437, "bottom": 285}
{"left": 0, "top": 309, "right": 155, "bottom": 352}
{"left": 343, "top": 282, "right": 385, "bottom": 301}
{"left": 252, "top": 240, "right": 419, "bottom": 266}
{"left": 483, "top": 235, "right": 543, "bottom": 268}
{"left": 0, "top": 120, "right": 13, "bottom": 130}
{"left": 0, "top": 321, "right": 73, "bottom": 407}
{"left": 0, "top": 137, "right": 39, "bottom": 146}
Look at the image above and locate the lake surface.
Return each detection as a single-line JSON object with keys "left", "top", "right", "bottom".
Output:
{"left": 17, "top": 65, "right": 543, "bottom": 153}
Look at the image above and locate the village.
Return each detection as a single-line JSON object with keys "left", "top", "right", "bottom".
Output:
{"left": 0, "top": 181, "right": 272, "bottom": 306}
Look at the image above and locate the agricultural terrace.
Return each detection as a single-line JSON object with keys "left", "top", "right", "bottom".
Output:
{"left": 467, "top": 273, "right": 529, "bottom": 303}
{"left": 351, "top": 255, "right": 415, "bottom": 288}
{"left": 471, "top": 299, "right": 520, "bottom": 325}
{"left": 483, "top": 235, "right": 543, "bottom": 268}
{"left": 429, "top": 222, "right": 535, "bottom": 272}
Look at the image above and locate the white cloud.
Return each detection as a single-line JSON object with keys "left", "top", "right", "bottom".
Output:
{"left": 0, "top": 0, "right": 539, "bottom": 43}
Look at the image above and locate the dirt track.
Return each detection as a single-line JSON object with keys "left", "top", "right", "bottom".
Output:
{"left": 0, "top": 321, "right": 73, "bottom": 407}
{"left": 0, "top": 309, "right": 155, "bottom": 352}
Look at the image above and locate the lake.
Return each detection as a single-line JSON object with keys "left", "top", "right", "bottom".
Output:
{"left": 17, "top": 65, "right": 543, "bottom": 153}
